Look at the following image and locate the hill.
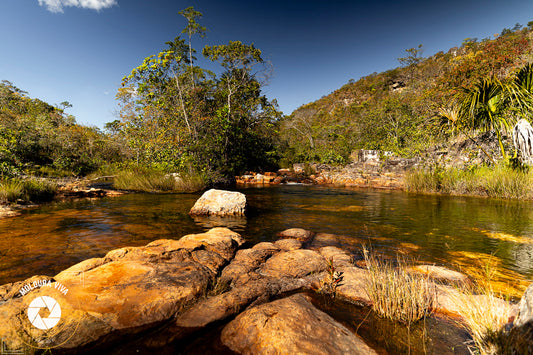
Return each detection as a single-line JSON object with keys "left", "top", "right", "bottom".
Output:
{"left": 279, "top": 23, "right": 533, "bottom": 165}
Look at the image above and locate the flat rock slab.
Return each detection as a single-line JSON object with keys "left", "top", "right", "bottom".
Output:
{"left": 189, "top": 189, "right": 247, "bottom": 216}
{"left": 221, "top": 293, "right": 377, "bottom": 355}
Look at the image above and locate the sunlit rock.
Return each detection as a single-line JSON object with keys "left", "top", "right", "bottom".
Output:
{"left": 189, "top": 189, "right": 246, "bottom": 216}
{"left": 221, "top": 293, "right": 377, "bottom": 355}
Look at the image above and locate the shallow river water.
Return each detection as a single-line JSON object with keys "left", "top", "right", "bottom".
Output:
{"left": 1, "top": 185, "right": 532, "bottom": 297}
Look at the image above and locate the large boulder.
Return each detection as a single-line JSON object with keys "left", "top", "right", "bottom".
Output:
{"left": 189, "top": 189, "right": 247, "bottom": 216}
{"left": 221, "top": 293, "right": 377, "bottom": 355}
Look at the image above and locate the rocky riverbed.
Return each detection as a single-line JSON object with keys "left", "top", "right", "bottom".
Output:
{"left": 0, "top": 226, "right": 528, "bottom": 354}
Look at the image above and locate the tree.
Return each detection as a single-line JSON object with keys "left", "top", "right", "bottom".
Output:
{"left": 459, "top": 78, "right": 510, "bottom": 159}
{"left": 178, "top": 6, "right": 207, "bottom": 88}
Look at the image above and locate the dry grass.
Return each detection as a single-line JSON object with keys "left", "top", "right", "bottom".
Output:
{"left": 448, "top": 260, "right": 515, "bottom": 354}
{"left": 362, "top": 247, "right": 436, "bottom": 325}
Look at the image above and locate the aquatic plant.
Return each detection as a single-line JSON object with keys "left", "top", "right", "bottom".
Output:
{"left": 362, "top": 247, "right": 435, "bottom": 325}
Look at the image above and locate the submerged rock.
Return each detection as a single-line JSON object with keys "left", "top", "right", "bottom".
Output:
{"left": 189, "top": 189, "right": 247, "bottom": 216}
{"left": 221, "top": 293, "right": 377, "bottom": 355}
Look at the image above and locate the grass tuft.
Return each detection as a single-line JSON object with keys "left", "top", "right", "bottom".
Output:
{"left": 0, "top": 178, "right": 57, "bottom": 203}
{"left": 112, "top": 166, "right": 206, "bottom": 192}
{"left": 362, "top": 247, "right": 436, "bottom": 325}
{"left": 406, "top": 164, "right": 533, "bottom": 199}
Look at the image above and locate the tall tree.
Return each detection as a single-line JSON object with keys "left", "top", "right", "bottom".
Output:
{"left": 178, "top": 6, "right": 207, "bottom": 88}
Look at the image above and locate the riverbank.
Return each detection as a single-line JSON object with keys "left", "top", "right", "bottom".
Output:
{"left": 0, "top": 177, "right": 125, "bottom": 219}
{"left": 0, "top": 227, "right": 529, "bottom": 354}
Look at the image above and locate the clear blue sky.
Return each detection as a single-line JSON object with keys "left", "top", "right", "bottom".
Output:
{"left": 2, "top": 0, "right": 533, "bottom": 128}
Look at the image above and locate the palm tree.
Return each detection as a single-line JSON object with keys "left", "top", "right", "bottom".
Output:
{"left": 460, "top": 78, "right": 510, "bottom": 160}
{"left": 439, "top": 103, "right": 496, "bottom": 164}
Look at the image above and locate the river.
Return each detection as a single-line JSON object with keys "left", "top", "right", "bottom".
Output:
{"left": 1, "top": 185, "right": 532, "bottom": 297}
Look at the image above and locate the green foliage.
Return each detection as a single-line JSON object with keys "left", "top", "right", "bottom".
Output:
{"left": 118, "top": 11, "right": 281, "bottom": 183}
{"left": 0, "top": 81, "right": 126, "bottom": 177}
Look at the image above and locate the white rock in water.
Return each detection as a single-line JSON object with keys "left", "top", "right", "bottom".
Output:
{"left": 189, "top": 189, "right": 246, "bottom": 216}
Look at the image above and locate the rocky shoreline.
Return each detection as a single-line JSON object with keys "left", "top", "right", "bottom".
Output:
{"left": 0, "top": 225, "right": 528, "bottom": 354}
{"left": 236, "top": 151, "right": 418, "bottom": 189}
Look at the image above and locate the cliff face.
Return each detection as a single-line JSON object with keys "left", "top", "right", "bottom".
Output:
{"left": 279, "top": 27, "right": 533, "bottom": 165}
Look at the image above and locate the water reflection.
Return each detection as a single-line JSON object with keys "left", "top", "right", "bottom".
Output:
{"left": 0, "top": 186, "right": 533, "bottom": 296}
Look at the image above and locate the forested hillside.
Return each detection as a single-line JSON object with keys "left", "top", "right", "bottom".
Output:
{"left": 280, "top": 23, "right": 533, "bottom": 165}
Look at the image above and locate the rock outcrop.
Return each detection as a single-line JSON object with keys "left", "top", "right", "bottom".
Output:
{"left": 221, "top": 293, "right": 377, "bottom": 355}
{"left": 0, "top": 227, "right": 520, "bottom": 354}
{"left": 189, "top": 189, "right": 247, "bottom": 216}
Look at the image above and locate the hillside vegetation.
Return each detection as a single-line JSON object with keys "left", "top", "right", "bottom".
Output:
{"left": 0, "top": 80, "right": 124, "bottom": 177}
{"left": 280, "top": 23, "right": 533, "bottom": 165}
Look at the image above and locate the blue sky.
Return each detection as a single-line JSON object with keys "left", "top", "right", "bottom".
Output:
{"left": 2, "top": 0, "right": 533, "bottom": 128}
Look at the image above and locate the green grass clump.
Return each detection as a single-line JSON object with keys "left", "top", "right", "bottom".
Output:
{"left": 363, "top": 248, "right": 435, "bottom": 325}
{"left": 113, "top": 166, "right": 206, "bottom": 192}
{"left": 406, "top": 164, "right": 533, "bottom": 200}
{"left": 0, "top": 178, "right": 57, "bottom": 203}
{"left": 0, "top": 179, "right": 24, "bottom": 203}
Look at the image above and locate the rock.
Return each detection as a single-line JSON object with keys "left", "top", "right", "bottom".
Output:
{"left": 515, "top": 282, "right": 533, "bottom": 326}
{"left": 277, "top": 228, "right": 315, "bottom": 243}
{"left": 409, "top": 265, "right": 470, "bottom": 285}
{"left": 0, "top": 228, "right": 243, "bottom": 350}
{"left": 221, "top": 293, "right": 376, "bottom": 355}
{"left": 319, "top": 246, "right": 353, "bottom": 268}
{"left": 274, "top": 238, "right": 302, "bottom": 251}
{"left": 335, "top": 266, "right": 372, "bottom": 304}
{"left": 189, "top": 189, "right": 247, "bottom": 216}
{"left": 260, "top": 249, "right": 327, "bottom": 278}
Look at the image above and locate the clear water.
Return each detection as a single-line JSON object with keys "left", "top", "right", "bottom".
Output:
{"left": 1, "top": 185, "right": 532, "bottom": 296}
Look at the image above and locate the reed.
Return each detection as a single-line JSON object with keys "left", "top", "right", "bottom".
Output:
{"left": 362, "top": 248, "right": 435, "bottom": 325}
